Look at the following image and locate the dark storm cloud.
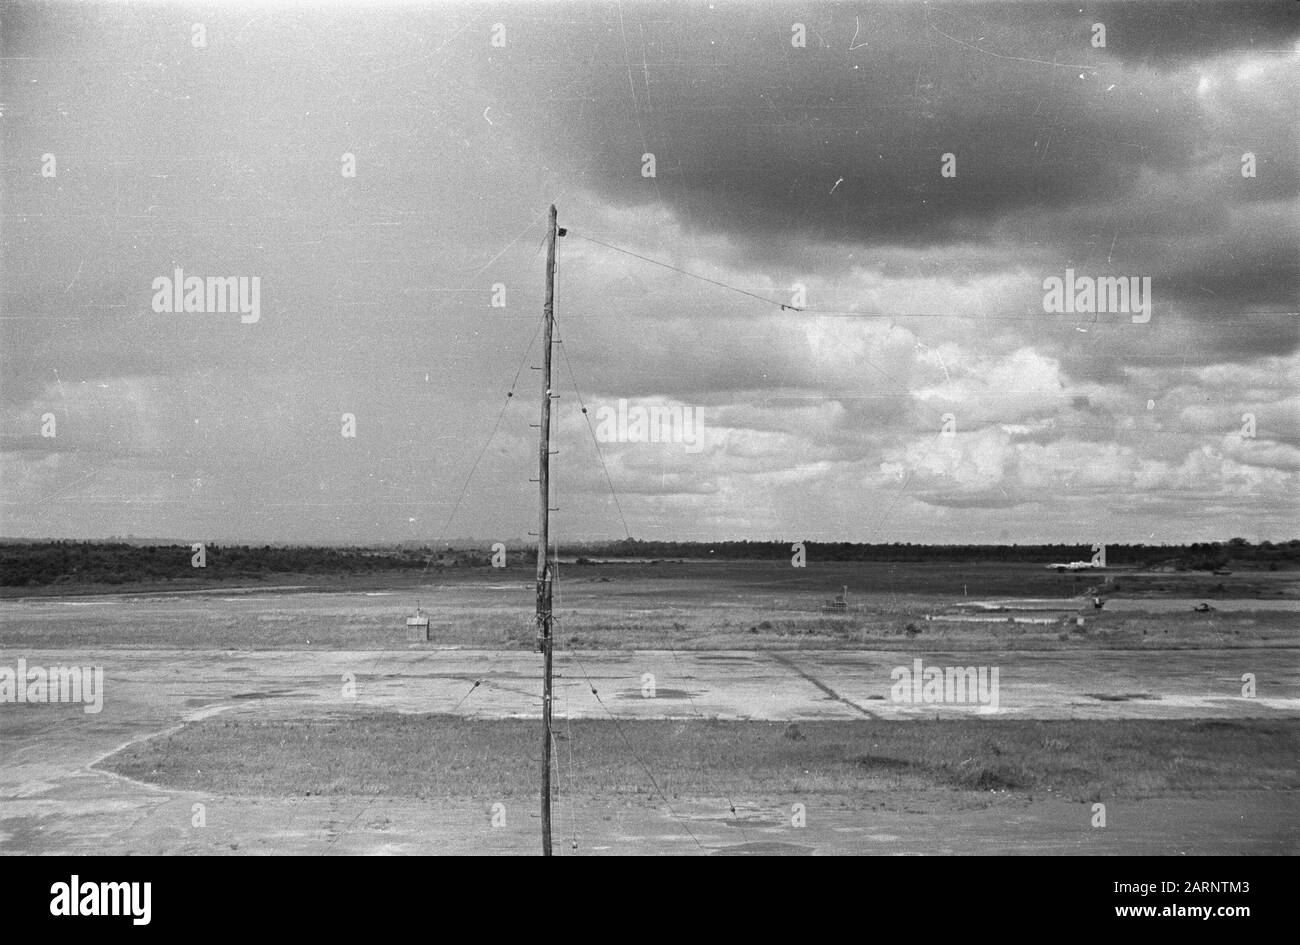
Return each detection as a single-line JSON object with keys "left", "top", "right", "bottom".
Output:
{"left": 480, "top": 1, "right": 1298, "bottom": 319}
{"left": 495, "top": 4, "right": 1183, "bottom": 246}
{"left": 1084, "top": 0, "right": 1300, "bottom": 66}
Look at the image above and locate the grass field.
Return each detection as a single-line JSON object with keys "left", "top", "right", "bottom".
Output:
{"left": 5, "top": 558, "right": 1295, "bottom": 599}
{"left": 2, "top": 561, "right": 1296, "bottom": 651}
{"left": 100, "top": 715, "right": 1300, "bottom": 804}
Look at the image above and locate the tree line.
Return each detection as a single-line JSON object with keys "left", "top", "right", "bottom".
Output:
{"left": 566, "top": 537, "right": 1298, "bottom": 570}
{"left": 2, "top": 537, "right": 1294, "bottom": 587}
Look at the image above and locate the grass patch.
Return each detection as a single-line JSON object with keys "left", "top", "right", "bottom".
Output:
{"left": 99, "top": 715, "right": 1300, "bottom": 803}
{"left": 3, "top": 561, "right": 1295, "bottom": 651}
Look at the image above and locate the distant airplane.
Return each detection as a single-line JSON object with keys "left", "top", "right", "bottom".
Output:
{"left": 1046, "top": 560, "right": 1105, "bottom": 572}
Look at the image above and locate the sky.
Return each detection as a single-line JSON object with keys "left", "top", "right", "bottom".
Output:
{"left": 1, "top": 0, "right": 1297, "bottom": 545}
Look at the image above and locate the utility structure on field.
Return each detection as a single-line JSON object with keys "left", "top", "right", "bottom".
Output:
{"left": 452, "top": 204, "right": 805, "bottom": 854}
{"left": 533, "top": 204, "right": 560, "bottom": 856}
{"left": 406, "top": 600, "right": 430, "bottom": 641}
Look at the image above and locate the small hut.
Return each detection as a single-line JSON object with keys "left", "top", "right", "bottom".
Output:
{"left": 406, "top": 601, "right": 431, "bottom": 642}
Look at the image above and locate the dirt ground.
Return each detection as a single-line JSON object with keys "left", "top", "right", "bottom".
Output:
{"left": 2, "top": 636, "right": 1297, "bottom": 854}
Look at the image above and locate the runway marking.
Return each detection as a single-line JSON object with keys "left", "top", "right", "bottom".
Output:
{"left": 771, "top": 654, "right": 878, "bottom": 719}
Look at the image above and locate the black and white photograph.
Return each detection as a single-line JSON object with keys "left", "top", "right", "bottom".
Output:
{"left": 1, "top": 0, "right": 1297, "bottom": 882}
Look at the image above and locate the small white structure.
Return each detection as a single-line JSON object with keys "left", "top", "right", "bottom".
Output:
{"left": 406, "top": 601, "right": 430, "bottom": 642}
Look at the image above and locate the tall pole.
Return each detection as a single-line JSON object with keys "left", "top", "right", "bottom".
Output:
{"left": 536, "top": 204, "right": 558, "bottom": 856}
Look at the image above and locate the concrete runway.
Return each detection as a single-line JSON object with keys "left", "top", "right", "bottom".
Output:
{"left": 2, "top": 646, "right": 1297, "bottom": 854}
{"left": 5, "top": 646, "right": 1294, "bottom": 720}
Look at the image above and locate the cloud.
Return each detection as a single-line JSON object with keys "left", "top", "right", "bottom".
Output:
{"left": 1, "top": 1, "right": 1295, "bottom": 542}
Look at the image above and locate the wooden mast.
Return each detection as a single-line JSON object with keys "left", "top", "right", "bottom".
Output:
{"left": 536, "top": 204, "right": 558, "bottom": 856}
